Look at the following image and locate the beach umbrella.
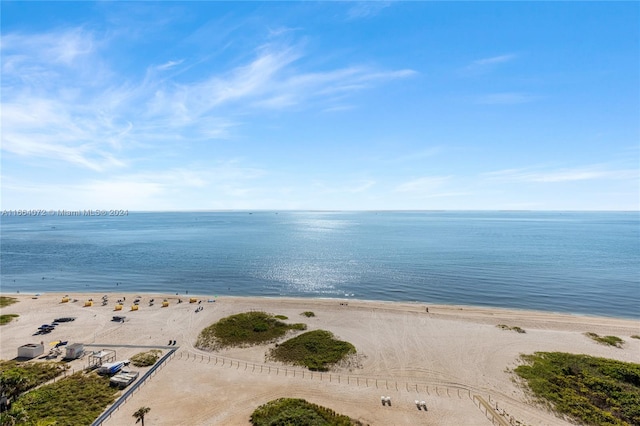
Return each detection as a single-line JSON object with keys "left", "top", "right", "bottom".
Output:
{"left": 49, "top": 341, "right": 60, "bottom": 346}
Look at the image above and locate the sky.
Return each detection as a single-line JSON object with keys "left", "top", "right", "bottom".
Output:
{"left": 1, "top": 1, "right": 638, "bottom": 211}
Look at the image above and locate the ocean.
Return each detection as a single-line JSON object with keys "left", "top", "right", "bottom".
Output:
{"left": 1, "top": 211, "right": 638, "bottom": 319}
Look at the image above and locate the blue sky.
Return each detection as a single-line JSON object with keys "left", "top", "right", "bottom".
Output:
{"left": 1, "top": 1, "right": 638, "bottom": 211}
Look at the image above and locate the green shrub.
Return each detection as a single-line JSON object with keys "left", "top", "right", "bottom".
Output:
{"left": 250, "top": 398, "right": 362, "bottom": 426}
{"left": 0, "top": 314, "right": 19, "bottom": 325}
{"left": 0, "top": 297, "right": 18, "bottom": 308}
{"left": 586, "top": 332, "right": 624, "bottom": 347}
{"left": 274, "top": 315, "right": 288, "bottom": 320}
{"left": 630, "top": 335, "right": 640, "bottom": 340}
{"left": 11, "top": 372, "right": 118, "bottom": 425}
{"left": 515, "top": 352, "right": 640, "bottom": 426}
{"left": 130, "top": 350, "right": 161, "bottom": 367}
{"left": 0, "top": 361, "right": 68, "bottom": 399}
{"left": 301, "top": 311, "right": 316, "bottom": 318}
{"left": 269, "top": 330, "right": 356, "bottom": 371}
{"left": 497, "top": 324, "right": 525, "bottom": 333}
{"left": 196, "top": 312, "right": 306, "bottom": 350}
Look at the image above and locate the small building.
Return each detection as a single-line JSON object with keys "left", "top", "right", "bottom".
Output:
{"left": 64, "top": 343, "right": 84, "bottom": 360}
{"left": 17, "top": 343, "right": 44, "bottom": 359}
{"left": 88, "top": 349, "right": 116, "bottom": 369}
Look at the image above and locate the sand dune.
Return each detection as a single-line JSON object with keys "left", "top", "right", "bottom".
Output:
{"left": 1, "top": 293, "right": 638, "bottom": 425}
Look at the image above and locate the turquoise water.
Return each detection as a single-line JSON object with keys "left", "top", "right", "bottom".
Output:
{"left": 1, "top": 211, "right": 638, "bottom": 318}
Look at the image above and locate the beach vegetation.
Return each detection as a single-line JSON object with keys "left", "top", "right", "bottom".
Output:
{"left": 585, "top": 332, "right": 624, "bottom": 347}
{"left": 0, "top": 297, "right": 18, "bottom": 308}
{"left": 130, "top": 350, "right": 161, "bottom": 367}
{"left": 133, "top": 406, "right": 151, "bottom": 426}
{"left": 269, "top": 330, "right": 356, "bottom": 371}
{"left": 0, "top": 314, "right": 19, "bottom": 325}
{"left": 0, "top": 361, "right": 68, "bottom": 399}
{"left": 515, "top": 352, "right": 640, "bottom": 426}
{"left": 301, "top": 311, "right": 315, "bottom": 317}
{"left": 8, "top": 371, "right": 118, "bottom": 425}
{"left": 630, "top": 335, "right": 640, "bottom": 340}
{"left": 196, "top": 312, "right": 306, "bottom": 350}
{"left": 250, "top": 398, "right": 365, "bottom": 426}
{"left": 274, "top": 315, "right": 288, "bottom": 320}
{"left": 497, "top": 324, "right": 526, "bottom": 333}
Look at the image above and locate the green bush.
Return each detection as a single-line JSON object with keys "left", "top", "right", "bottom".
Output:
{"left": 0, "top": 361, "right": 68, "bottom": 399}
{"left": 0, "top": 314, "right": 19, "bottom": 325}
{"left": 0, "top": 297, "right": 18, "bottom": 308}
{"left": 196, "top": 312, "right": 306, "bottom": 350}
{"left": 11, "top": 372, "right": 118, "bottom": 425}
{"left": 515, "top": 352, "right": 640, "bottom": 425}
{"left": 630, "top": 335, "right": 639, "bottom": 340}
{"left": 274, "top": 315, "right": 288, "bottom": 320}
{"left": 130, "top": 350, "right": 161, "bottom": 367}
{"left": 586, "top": 332, "right": 624, "bottom": 347}
{"left": 250, "top": 398, "right": 363, "bottom": 426}
{"left": 496, "top": 324, "right": 526, "bottom": 333}
{"left": 301, "top": 311, "right": 316, "bottom": 318}
{"left": 269, "top": 330, "right": 356, "bottom": 371}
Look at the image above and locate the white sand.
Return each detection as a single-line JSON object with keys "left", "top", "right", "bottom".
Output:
{"left": 1, "top": 293, "right": 639, "bottom": 425}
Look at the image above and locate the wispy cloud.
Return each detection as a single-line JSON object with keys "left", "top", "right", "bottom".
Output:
{"left": 157, "top": 59, "right": 184, "bottom": 70}
{"left": 472, "top": 54, "right": 516, "bottom": 67}
{"left": 1, "top": 27, "right": 415, "bottom": 172}
{"left": 347, "top": 2, "right": 392, "bottom": 20}
{"left": 483, "top": 165, "right": 638, "bottom": 183}
{"left": 460, "top": 53, "right": 517, "bottom": 75}
{"left": 391, "top": 147, "right": 442, "bottom": 162}
{"left": 395, "top": 176, "right": 450, "bottom": 193}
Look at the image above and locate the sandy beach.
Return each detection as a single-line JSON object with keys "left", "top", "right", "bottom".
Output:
{"left": 1, "top": 293, "right": 639, "bottom": 425}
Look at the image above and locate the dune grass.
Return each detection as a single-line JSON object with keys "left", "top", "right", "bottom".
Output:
{"left": 515, "top": 352, "right": 640, "bottom": 426}
{"left": 630, "top": 335, "right": 640, "bottom": 340}
{"left": 130, "top": 350, "right": 161, "bottom": 367}
{"left": 269, "top": 330, "right": 356, "bottom": 371}
{"left": 0, "top": 296, "right": 18, "bottom": 308}
{"left": 196, "top": 311, "right": 307, "bottom": 350}
{"left": 497, "top": 324, "right": 526, "bottom": 333}
{"left": 250, "top": 398, "right": 365, "bottom": 426}
{"left": 9, "top": 372, "right": 119, "bottom": 426}
{"left": 0, "top": 314, "right": 19, "bottom": 325}
{"left": 0, "top": 360, "right": 68, "bottom": 399}
{"left": 301, "top": 311, "right": 316, "bottom": 317}
{"left": 585, "top": 332, "right": 624, "bottom": 348}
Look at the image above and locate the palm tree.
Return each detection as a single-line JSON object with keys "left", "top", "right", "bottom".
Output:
{"left": 132, "top": 406, "right": 150, "bottom": 426}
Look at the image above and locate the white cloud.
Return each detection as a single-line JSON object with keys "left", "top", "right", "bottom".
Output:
{"left": 347, "top": 2, "right": 392, "bottom": 20}
{"left": 472, "top": 54, "right": 516, "bottom": 67}
{"left": 483, "top": 166, "right": 638, "bottom": 183}
{"left": 1, "top": 27, "right": 416, "bottom": 173}
{"left": 395, "top": 176, "right": 450, "bottom": 193}
{"left": 157, "top": 59, "right": 184, "bottom": 70}
{"left": 460, "top": 53, "right": 517, "bottom": 75}
{"left": 1, "top": 28, "right": 95, "bottom": 66}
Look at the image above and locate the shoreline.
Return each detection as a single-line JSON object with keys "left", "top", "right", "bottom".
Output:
{"left": 3, "top": 291, "right": 639, "bottom": 322}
